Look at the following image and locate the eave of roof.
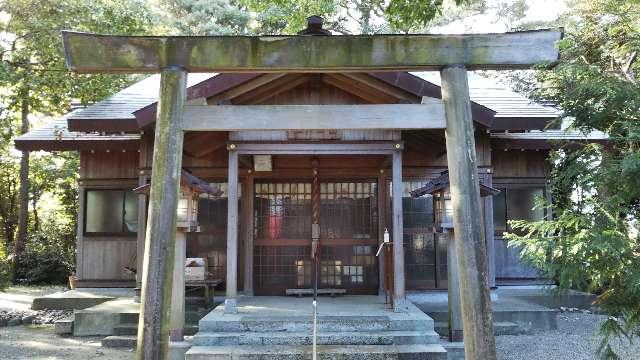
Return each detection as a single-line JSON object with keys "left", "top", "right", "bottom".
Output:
{"left": 14, "top": 117, "right": 140, "bottom": 151}
{"left": 490, "top": 128, "right": 609, "bottom": 150}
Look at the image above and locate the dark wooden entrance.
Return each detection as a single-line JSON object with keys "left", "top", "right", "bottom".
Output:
{"left": 253, "top": 180, "right": 379, "bottom": 295}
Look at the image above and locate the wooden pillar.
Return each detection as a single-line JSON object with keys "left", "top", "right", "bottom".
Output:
{"left": 135, "top": 66, "right": 187, "bottom": 360}
{"left": 242, "top": 174, "right": 254, "bottom": 296}
{"left": 170, "top": 231, "right": 186, "bottom": 341}
{"left": 75, "top": 184, "right": 85, "bottom": 280}
{"left": 447, "top": 228, "right": 463, "bottom": 341}
{"left": 483, "top": 171, "right": 496, "bottom": 288}
{"left": 441, "top": 65, "right": 497, "bottom": 360}
{"left": 135, "top": 175, "right": 147, "bottom": 299}
{"left": 377, "top": 172, "right": 387, "bottom": 297}
{"left": 225, "top": 145, "right": 239, "bottom": 313}
{"left": 391, "top": 148, "right": 406, "bottom": 311}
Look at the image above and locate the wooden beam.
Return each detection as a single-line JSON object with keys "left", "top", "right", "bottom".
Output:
{"left": 182, "top": 103, "right": 445, "bottom": 131}
{"left": 62, "top": 30, "right": 562, "bottom": 73}
{"left": 136, "top": 67, "right": 187, "bottom": 360}
{"left": 321, "top": 74, "right": 396, "bottom": 104}
{"left": 340, "top": 73, "right": 418, "bottom": 102}
{"left": 232, "top": 74, "right": 312, "bottom": 104}
{"left": 441, "top": 65, "right": 496, "bottom": 360}
{"left": 213, "top": 73, "right": 288, "bottom": 102}
{"left": 232, "top": 142, "right": 403, "bottom": 155}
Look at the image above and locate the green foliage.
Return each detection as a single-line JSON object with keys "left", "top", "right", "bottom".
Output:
{"left": 160, "top": 0, "right": 251, "bottom": 35}
{"left": 0, "top": 243, "right": 11, "bottom": 290}
{"left": 0, "top": 0, "right": 156, "bottom": 281}
{"left": 505, "top": 0, "right": 640, "bottom": 358}
{"left": 238, "top": 0, "right": 473, "bottom": 34}
{"left": 385, "top": 0, "right": 469, "bottom": 31}
{"left": 13, "top": 218, "right": 76, "bottom": 285}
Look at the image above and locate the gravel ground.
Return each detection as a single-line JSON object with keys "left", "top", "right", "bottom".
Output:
{"left": 497, "top": 312, "right": 639, "bottom": 360}
{"left": 0, "top": 313, "right": 636, "bottom": 359}
{"left": 0, "top": 324, "right": 134, "bottom": 360}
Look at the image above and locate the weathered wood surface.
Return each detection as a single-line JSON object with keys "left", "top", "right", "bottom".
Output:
{"left": 224, "top": 148, "right": 239, "bottom": 313}
{"left": 441, "top": 65, "right": 496, "bottom": 360}
{"left": 62, "top": 30, "right": 561, "bottom": 73}
{"left": 446, "top": 229, "right": 462, "bottom": 341}
{"left": 170, "top": 231, "right": 186, "bottom": 341}
{"left": 182, "top": 103, "right": 445, "bottom": 131}
{"left": 242, "top": 175, "right": 254, "bottom": 296}
{"left": 233, "top": 142, "right": 403, "bottom": 155}
{"left": 391, "top": 149, "right": 406, "bottom": 311}
{"left": 136, "top": 67, "right": 186, "bottom": 360}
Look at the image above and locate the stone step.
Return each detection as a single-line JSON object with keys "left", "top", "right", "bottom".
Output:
{"left": 434, "top": 321, "right": 523, "bottom": 336}
{"left": 193, "top": 330, "right": 441, "bottom": 346}
{"left": 185, "top": 344, "right": 448, "bottom": 360}
{"left": 117, "top": 310, "right": 204, "bottom": 325}
{"left": 199, "top": 316, "right": 432, "bottom": 333}
{"left": 112, "top": 324, "right": 199, "bottom": 337}
{"left": 102, "top": 335, "right": 136, "bottom": 348}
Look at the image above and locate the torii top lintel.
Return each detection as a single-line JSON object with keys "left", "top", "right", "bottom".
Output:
{"left": 61, "top": 30, "right": 562, "bottom": 74}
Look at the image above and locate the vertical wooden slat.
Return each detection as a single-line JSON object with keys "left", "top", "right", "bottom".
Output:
{"left": 441, "top": 65, "right": 496, "bottom": 360}
{"left": 135, "top": 173, "right": 148, "bottom": 289}
{"left": 75, "top": 185, "right": 85, "bottom": 279}
{"left": 135, "top": 66, "right": 187, "bottom": 360}
{"left": 377, "top": 172, "right": 387, "bottom": 297}
{"left": 170, "top": 231, "right": 186, "bottom": 341}
{"left": 391, "top": 148, "right": 406, "bottom": 311}
{"left": 225, "top": 147, "right": 239, "bottom": 313}
{"left": 242, "top": 174, "right": 254, "bottom": 296}
{"left": 483, "top": 171, "right": 496, "bottom": 288}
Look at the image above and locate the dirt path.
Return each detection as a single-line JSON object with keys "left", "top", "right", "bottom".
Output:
{"left": 0, "top": 324, "right": 134, "bottom": 360}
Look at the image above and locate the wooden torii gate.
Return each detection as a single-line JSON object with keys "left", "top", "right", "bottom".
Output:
{"left": 61, "top": 29, "right": 561, "bottom": 360}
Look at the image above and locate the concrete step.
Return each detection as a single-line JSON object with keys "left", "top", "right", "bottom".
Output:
{"left": 434, "top": 321, "right": 523, "bottom": 336}
{"left": 102, "top": 335, "right": 136, "bottom": 348}
{"left": 199, "top": 316, "right": 433, "bottom": 333}
{"left": 185, "top": 344, "right": 448, "bottom": 360}
{"left": 193, "top": 330, "right": 441, "bottom": 346}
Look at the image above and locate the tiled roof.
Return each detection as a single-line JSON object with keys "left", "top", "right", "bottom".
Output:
{"left": 413, "top": 72, "right": 561, "bottom": 119}
{"left": 68, "top": 73, "right": 216, "bottom": 121}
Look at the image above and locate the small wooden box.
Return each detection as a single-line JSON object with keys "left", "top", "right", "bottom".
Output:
{"left": 185, "top": 258, "right": 207, "bottom": 281}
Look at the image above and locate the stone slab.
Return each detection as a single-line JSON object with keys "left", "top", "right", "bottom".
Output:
{"left": 73, "top": 298, "right": 139, "bottom": 336}
{"left": 169, "top": 341, "right": 192, "bottom": 360}
{"left": 54, "top": 319, "right": 74, "bottom": 335}
{"left": 441, "top": 342, "right": 464, "bottom": 360}
{"left": 186, "top": 344, "right": 447, "bottom": 360}
{"left": 31, "top": 289, "right": 122, "bottom": 310}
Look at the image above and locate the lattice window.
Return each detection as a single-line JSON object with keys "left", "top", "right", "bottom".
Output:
{"left": 343, "top": 265, "right": 364, "bottom": 284}
{"left": 320, "top": 260, "right": 342, "bottom": 286}
{"left": 255, "top": 182, "right": 312, "bottom": 240}
{"left": 296, "top": 259, "right": 312, "bottom": 287}
{"left": 320, "top": 181, "right": 378, "bottom": 240}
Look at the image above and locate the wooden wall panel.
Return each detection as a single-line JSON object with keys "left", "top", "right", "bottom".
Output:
{"left": 492, "top": 150, "right": 549, "bottom": 179}
{"left": 80, "top": 239, "right": 137, "bottom": 280}
{"left": 80, "top": 150, "right": 138, "bottom": 179}
{"left": 247, "top": 78, "right": 369, "bottom": 105}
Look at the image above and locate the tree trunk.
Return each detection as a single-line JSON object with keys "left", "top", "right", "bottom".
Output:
{"left": 14, "top": 93, "right": 30, "bottom": 275}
